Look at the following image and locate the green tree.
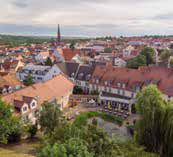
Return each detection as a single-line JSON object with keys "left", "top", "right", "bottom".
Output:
{"left": 37, "top": 138, "right": 93, "bottom": 157}
{"left": 135, "top": 84, "right": 173, "bottom": 157}
{"left": 168, "top": 56, "right": 173, "bottom": 68}
{"left": 39, "top": 101, "right": 63, "bottom": 136}
{"left": 0, "top": 100, "right": 20, "bottom": 144}
{"left": 45, "top": 57, "right": 53, "bottom": 66}
{"left": 69, "top": 41, "right": 75, "bottom": 51}
{"left": 28, "top": 124, "right": 37, "bottom": 139}
{"left": 73, "top": 86, "right": 83, "bottom": 94}
{"left": 127, "top": 54, "right": 146, "bottom": 69}
{"left": 23, "top": 74, "right": 33, "bottom": 86}
{"left": 140, "top": 47, "right": 154, "bottom": 65}
{"left": 169, "top": 43, "right": 173, "bottom": 49}
{"left": 160, "top": 50, "right": 173, "bottom": 61}
{"left": 90, "top": 90, "right": 99, "bottom": 95}
{"left": 104, "top": 47, "right": 112, "bottom": 53}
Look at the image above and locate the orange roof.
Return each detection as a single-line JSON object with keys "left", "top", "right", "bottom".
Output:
{"left": 2, "top": 74, "right": 74, "bottom": 105}
{"left": 39, "top": 51, "right": 50, "bottom": 57}
{"left": 62, "top": 48, "right": 80, "bottom": 61}
{"left": 2, "top": 73, "right": 22, "bottom": 86}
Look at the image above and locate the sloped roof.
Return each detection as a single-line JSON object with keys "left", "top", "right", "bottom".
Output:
{"left": 2, "top": 74, "right": 74, "bottom": 106}
{"left": 62, "top": 48, "right": 80, "bottom": 61}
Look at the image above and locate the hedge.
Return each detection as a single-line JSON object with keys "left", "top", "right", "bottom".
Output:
{"left": 73, "top": 112, "right": 123, "bottom": 127}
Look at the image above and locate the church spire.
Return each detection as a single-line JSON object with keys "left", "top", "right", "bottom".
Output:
{"left": 57, "top": 24, "right": 61, "bottom": 46}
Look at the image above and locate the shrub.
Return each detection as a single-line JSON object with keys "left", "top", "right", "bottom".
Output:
{"left": 28, "top": 125, "right": 37, "bottom": 139}
{"left": 73, "top": 112, "right": 123, "bottom": 127}
{"left": 8, "top": 131, "right": 21, "bottom": 143}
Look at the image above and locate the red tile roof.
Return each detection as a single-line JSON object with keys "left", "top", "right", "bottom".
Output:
{"left": 90, "top": 65, "right": 173, "bottom": 96}
{"left": 62, "top": 48, "right": 80, "bottom": 61}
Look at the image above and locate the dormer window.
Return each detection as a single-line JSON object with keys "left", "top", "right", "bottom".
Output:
{"left": 136, "top": 86, "right": 140, "bottom": 92}
{"left": 117, "top": 83, "right": 121, "bottom": 88}
{"left": 23, "top": 106, "right": 28, "bottom": 112}
{"left": 92, "top": 78, "right": 95, "bottom": 83}
{"left": 31, "top": 102, "right": 36, "bottom": 108}
{"left": 2, "top": 88, "right": 7, "bottom": 94}
{"left": 79, "top": 73, "right": 84, "bottom": 79}
{"left": 86, "top": 74, "right": 91, "bottom": 81}
{"left": 71, "top": 73, "right": 75, "bottom": 78}
{"left": 105, "top": 81, "right": 108, "bottom": 86}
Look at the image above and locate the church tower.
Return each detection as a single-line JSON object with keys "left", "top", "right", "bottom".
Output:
{"left": 56, "top": 24, "right": 61, "bottom": 46}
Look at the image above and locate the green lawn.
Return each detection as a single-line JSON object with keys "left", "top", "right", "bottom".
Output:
{"left": 0, "top": 148, "right": 35, "bottom": 157}
{"left": 0, "top": 139, "right": 39, "bottom": 157}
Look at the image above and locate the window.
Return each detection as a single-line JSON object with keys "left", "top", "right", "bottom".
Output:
{"left": 37, "top": 77, "right": 42, "bottom": 80}
{"left": 85, "top": 82, "right": 89, "bottom": 86}
{"left": 104, "top": 86, "right": 107, "bottom": 92}
{"left": 31, "top": 102, "right": 36, "bottom": 108}
{"left": 117, "top": 83, "right": 121, "bottom": 88}
{"left": 117, "top": 89, "right": 120, "bottom": 95}
{"left": 109, "top": 87, "right": 111, "bottom": 93}
{"left": 122, "top": 83, "right": 125, "bottom": 88}
{"left": 105, "top": 81, "right": 108, "bottom": 86}
{"left": 96, "top": 79, "right": 99, "bottom": 84}
{"left": 135, "top": 86, "right": 140, "bottom": 92}
{"left": 71, "top": 73, "right": 75, "bottom": 77}
{"left": 23, "top": 106, "right": 28, "bottom": 112}
{"left": 131, "top": 93, "right": 134, "bottom": 98}
{"left": 122, "top": 90, "right": 125, "bottom": 96}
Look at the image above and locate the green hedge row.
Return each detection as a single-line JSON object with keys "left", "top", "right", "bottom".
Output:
{"left": 73, "top": 112, "right": 123, "bottom": 127}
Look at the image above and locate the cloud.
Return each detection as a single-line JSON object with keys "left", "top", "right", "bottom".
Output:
{"left": 12, "top": 0, "right": 29, "bottom": 8}
{"left": 154, "top": 13, "right": 173, "bottom": 20}
{"left": 0, "top": 0, "right": 173, "bottom": 36}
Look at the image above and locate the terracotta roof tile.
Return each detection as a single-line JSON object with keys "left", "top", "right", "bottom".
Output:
{"left": 2, "top": 74, "right": 74, "bottom": 106}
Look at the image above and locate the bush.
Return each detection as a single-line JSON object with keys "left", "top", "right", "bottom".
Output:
{"left": 73, "top": 112, "right": 97, "bottom": 127}
{"left": 127, "top": 125, "right": 134, "bottom": 136}
{"left": 73, "top": 86, "right": 83, "bottom": 94}
{"left": 8, "top": 131, "right": 21, "bottom": 143}
{"left": 28, "top": 125, "right": 37, "bottom": 139}
{"left": 97, "top": 112, "right": 123, "bottom": 126}
{"left": 92, "top": 118, "right": 98, "bottom": 126}
{"left": 73, "top": 112, "right": 123, "bottom": 127}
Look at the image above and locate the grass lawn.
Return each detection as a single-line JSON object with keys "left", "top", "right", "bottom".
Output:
{"left": 0, "top": 148, "right": 35, "bottom": 157}
{"left": 0, "top": 139, "right": 40, "bottom": 157}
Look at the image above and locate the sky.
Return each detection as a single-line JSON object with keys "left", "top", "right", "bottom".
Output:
{"left": 1, "top": 0, "right": 173, "bottom": 37}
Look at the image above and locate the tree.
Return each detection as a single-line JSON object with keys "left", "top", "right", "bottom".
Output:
{"left": 140, "top": 47, "right": 154, "bottom": 65}
{"left": 127, "top": 54, "right": 146, "bottom": 69}
{"left": 169, "top": 43, "right": 173, "bottom": 50}
{"left": 37, "top": 138, "right": 93, "bottom": 157}
{"left": 28, "top": 124, "right": 37, "bottom": 139}
{"left": 0, "top": 100, "right": 20, "bottom": 144}
{"left": 104, "top": 48, "right": 112, "bottom": 53}
{"left": 135, "top": 84, "right": 173, "bottom": 157}
{"left": 39, "top": 101, "right": 63, "bottom": 136}
{"left": 45, "top": 57, "right": 53, "bottom": 66}
{"left": 23, "top": 74, "right": 33, "bottom": 86}
{"left": 73, "top": 86, "right": 83, "bottom": 94}
{"left": 90, "top": 90, "right": 99, "bottom": 95}
{"left": 168, "top": 56, "right": 173, "bottom": 68}
{"left": 160, "top": 50, "right": 173, "bottom": 61}
{"left": 69, "top": 41, "right": 75, "bottom": 51}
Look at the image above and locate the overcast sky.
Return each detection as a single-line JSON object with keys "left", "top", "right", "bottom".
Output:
{"left": 1, "top": 0, "right": 173, "bottom": 37}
